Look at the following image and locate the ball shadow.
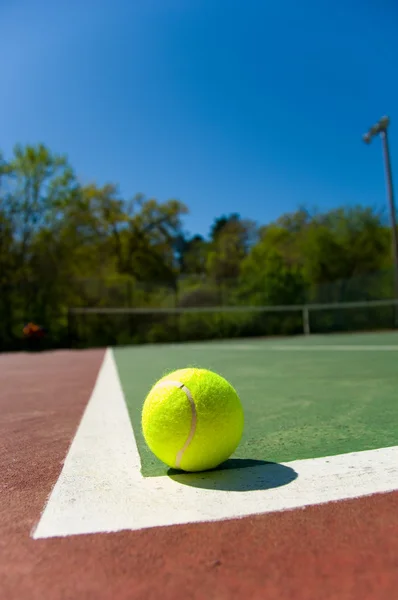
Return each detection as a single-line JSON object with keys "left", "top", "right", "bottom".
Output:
{"left": 167, "top": 458, "right": 297, "bottom": 492}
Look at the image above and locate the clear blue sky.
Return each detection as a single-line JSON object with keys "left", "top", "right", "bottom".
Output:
{"left": 1, "top": 0, "right": 397, "bottom": 237}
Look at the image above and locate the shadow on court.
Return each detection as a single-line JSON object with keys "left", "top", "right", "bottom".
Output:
{"left": 167, "top": 458, "right": 297, "bottom": 492}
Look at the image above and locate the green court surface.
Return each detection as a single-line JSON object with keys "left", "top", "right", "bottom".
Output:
{"left": 113, "top": 332, "right": 398, "bottom": 477}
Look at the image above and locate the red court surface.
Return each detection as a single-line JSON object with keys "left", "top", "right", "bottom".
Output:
{"left": 1, "top": 349, "right": 397, "bottom": 599}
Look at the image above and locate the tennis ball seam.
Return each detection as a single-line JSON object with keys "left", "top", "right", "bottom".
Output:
{"left": 155, "top": 380, "right": 197, "bottom": 468}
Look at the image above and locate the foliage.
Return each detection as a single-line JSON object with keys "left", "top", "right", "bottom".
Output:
{"left": 0, "top": 143, "right": 396, "bottom": 351}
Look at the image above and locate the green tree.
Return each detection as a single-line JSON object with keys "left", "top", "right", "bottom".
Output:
{"left": 301, "top": 206, "right": 390, "bottom": 281}
{"left": 239, "top": 231, "right": 306, "bottom": 306}
{"left": 0, "top": 144, "right": 78, "bottom": 345}
{"left": 207, "top": 214, "right": 258, "bottom": 283}
{"left": 175, "top": 234, "right": 208, "bottom": 275}
{"left": 240, "top": 206, "right": 391, "bottom": 306}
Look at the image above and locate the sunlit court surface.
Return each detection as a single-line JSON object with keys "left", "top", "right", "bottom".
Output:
{"left": 2, "top": 327, "right": 398, "bottom": 597}
{"left": 25, "top": 331, "right": 398, "bottom": 541}
{"left": 118, "top": 331, "right": 398, "bottom": 474}
{"left": 3, "top": 330, "right": 398, "bottom": 600}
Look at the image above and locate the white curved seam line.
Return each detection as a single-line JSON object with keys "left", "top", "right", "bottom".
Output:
{"left": 155, "top": 380, "right": 197, "bottom": 469}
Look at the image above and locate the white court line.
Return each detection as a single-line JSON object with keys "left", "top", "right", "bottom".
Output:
{"left": 33, "top": 349, "right": 398, "bottom": 539}
{"left": 270, "top": 345, "right": 398, "bottom": 351}
{"left": 187, "top": 343, "right": 260, "bottom": 351}
{"left": 188, "top": 343, "right": 398, "bottom": 351}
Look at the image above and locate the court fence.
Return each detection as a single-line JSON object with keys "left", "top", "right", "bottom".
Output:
{"left": 67, "top": 298, "right": 398, "bottom": 348}
{"left": 1, "top": 269, "right": 397, "bottom": 351}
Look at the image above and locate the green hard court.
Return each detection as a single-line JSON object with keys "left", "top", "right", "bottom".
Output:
{"left": 113, "top": 331, "right": 398, "bottom": 477}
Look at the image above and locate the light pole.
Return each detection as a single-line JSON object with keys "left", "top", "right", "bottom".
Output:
{"left": 363, "top": 116, "right": 398, "bottom": 312}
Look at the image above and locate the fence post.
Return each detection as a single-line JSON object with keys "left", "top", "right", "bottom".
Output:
{"left": 302, "top": 306, "right": 310, "bottom": 335}
{"left": 67, "top": 308, "right": 73, "bottom": 348}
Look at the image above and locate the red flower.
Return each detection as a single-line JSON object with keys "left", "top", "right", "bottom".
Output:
{"left": 23, "top": 323, "right": 44, "bottom": 338}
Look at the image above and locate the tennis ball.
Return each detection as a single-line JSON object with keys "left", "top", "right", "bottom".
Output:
{"left": 142, "top": 368, "right": 244, "bottom": 472}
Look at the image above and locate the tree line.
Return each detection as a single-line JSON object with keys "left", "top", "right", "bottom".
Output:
{"left": 0, "top": 144, "right": 396, "bottom": 350}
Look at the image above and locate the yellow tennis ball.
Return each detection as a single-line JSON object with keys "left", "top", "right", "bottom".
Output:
{"left": 142, "top": 368, "right": 244, "bottom": 472}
